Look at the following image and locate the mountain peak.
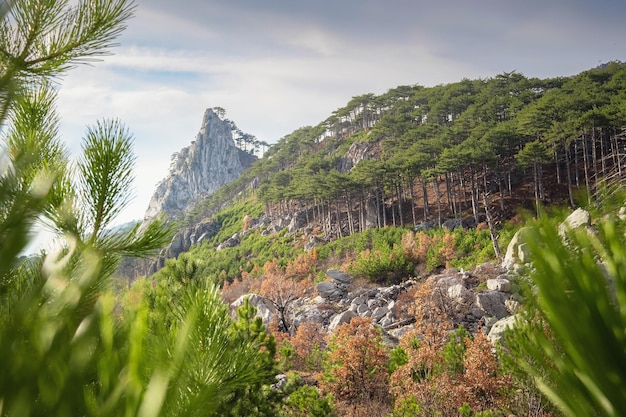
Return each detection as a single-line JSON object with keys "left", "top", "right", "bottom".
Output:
{"left": 143, "top": 108, "right": 257, "bottom": 222}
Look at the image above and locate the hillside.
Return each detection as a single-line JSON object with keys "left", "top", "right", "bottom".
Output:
{"left": 136, "top": 62, "right": 626, "bottom": 279}
{"left": 118, "top": 62, "right": 626, "bottom": 415}
{"left": 186, "top": 63, "right": 625, "bottom": 229}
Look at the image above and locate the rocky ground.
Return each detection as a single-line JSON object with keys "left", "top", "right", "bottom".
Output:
{"left": 232, "top": 207, "right": 596, "bottom": 348}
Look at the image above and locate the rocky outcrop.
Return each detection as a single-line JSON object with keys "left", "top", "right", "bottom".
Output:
{"left": 558, "top": 207, "right": 591, "bottom": 237}
{"left": 231, "top": 263, "right": 518, "bottom": 347}
{"left": 143, "top": 108, "right": 257, "bottom": 222}
{"left": 148, "top": 220, "right": 221, "bottom": 274}
{"left": 337, "top": 141, "right": 377, "bottom": 172}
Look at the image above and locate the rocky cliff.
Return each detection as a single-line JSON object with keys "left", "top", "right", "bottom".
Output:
{"left": 143, "top": 108, "right": 257, "bottom": 222}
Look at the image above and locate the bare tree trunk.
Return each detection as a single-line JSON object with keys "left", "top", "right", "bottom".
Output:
{"left": 345, "top": 192, "right": 354, "bottom": 236}
{"left": 433, "top": 179, "right": 442, "bottom": 225}
{"left": 574, "top": 138, "right": 580, "bottom": 186}
{"left": 555, "top": 149, "right": 561, "bottom": 184}
{"left": 483, "top": 193, "right": 501, "bottom": 261}
{"left": 445, "top": 173, "right": 454, "bottom": 214}
{"left": 422, "top": 181, "right": 429, "bottom": 221}
{"left": 582, "top": 132, "right": 591, "bottom": 205}
{"left": 409, "top": 176, "right": 417, "bottom": 228}
{"left": 396, "top": 181, "right": 404, "bottom": 227}
{"left": 470, "top": 167, "right": 479, "bottom": 224}
{"left": 565, "top": 147, "right": 575, "bottom": 208}
{"left": 533, "top": 162, "right": 540, "bottom": 217}
{"left": 335, "top": 197, "right": 343, "bottom": 238}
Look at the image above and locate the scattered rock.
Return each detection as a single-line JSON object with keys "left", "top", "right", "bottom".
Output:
{"left": 476, "top": 291, "right": 509, "bottom": 319}
{"left": 487, "top": 315, "right": 518, "bottom": 344}
{"left": 558, "top": 207, "right": 591, "bottom": 237}
{"left": 231, "top": 294, "right": 276, "bottom": 325}
{"left": 371, "top": 306, "right": 389, "bottom": 321}
{"left": 271, "top": 374, "right": 288, "bottom": 391}
{"left": 328, "top": 310, "right": 357, "bottom": 331}
{"left": 317, "top": 282, "right": 345, "bottom": 301}
{"left": 487, "top": 278, "right": 511, "bottom": 293}
{"left": 326, "top": 269, "right": 353, "bottom": 286}
{"left": 216, "top": 233, "right": 240, "bottom": 251}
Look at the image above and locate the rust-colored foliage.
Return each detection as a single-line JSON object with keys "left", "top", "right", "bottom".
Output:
{"left": 439, "top": 232, "right": 457, "bottom": 268}
{"left": 390, "top": 281, "right": 508, "bottom": 415}
{"left": 321, "top": 317, "right": 390, "bottom": 405}
{"left": 461, "top": 330, "right": 509, "bottom": 411}
{"left": 401, "top": 231, "right": 419, "bottom": 263}
{"left": 403, "top": 230, "right": 459, "bottom": 271}
{"left": 290, "top": 321, "right": 325, "bottom": 371}
{"left": 259, "top": 259, "right": 311, "bottom": 333}
{"left": 220, "top": 266, "right": 264, "bottom": 304}
{"left": 284, "top": 249, "right": 318, "bottom": 280}
{"left": 242, "top": 214, "right": 254, "bottom": 230}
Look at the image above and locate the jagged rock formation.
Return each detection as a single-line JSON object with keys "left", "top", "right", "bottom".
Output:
{"left": 143, "top": 108, "right": 257, "bottom": 222}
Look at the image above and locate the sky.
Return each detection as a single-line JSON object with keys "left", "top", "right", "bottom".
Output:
{"left": 55, "top": 0, "right": 626, "bottom": 225}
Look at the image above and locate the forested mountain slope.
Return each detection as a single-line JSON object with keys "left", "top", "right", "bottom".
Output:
{"left": 183, "top": 62, "right": 626, "bottom": 243}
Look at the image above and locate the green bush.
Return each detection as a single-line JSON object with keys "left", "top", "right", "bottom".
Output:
{"left": 505, "top": 216, "right": 626, "bottom": 416}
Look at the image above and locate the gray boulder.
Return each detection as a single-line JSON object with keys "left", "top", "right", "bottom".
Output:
{"left": 326, "top": 269, "right": 353, "bottom": 285}
{"left": 448, "top": 283, "right": 473, "bottom": 304}
{"left": 502, "top": 227, "right": 531, "bottom": 269}
{"left": 558, "top": 207, "right": 591, "bottom": 237}
{"left": 328, "top": 310, "right": 357, "bottom": 332}
{"left": 317, "top": 281, "right": 345, "bottom": 301}
{"left": 372, "top": 306, "right": 389, "bottom": 321}
{"left": 231, "top": 294, "right": 276, "bottom": 325}
{"left": 475, "top": 291, "right": 509, "bottom": 319}
{"left": 487, "top": 315, "right": 518, "bottom": 344}
{"left": 487, "top": 278, "right": 511, "bottom": 293}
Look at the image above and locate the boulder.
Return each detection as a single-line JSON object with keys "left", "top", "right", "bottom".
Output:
{"left": 371, "top": 306, "right": 389, "bottom": 321}
{"left": 351, "top": 296, "right": 367, "bottom": 306}
{"left": 442, "top": 218, "right": 463, "bottom": 230}
{"left": 328, "top": 310, "right": 357, "bottom": 332}
{"left": 502, "top": 227, "right": 531, "bottom": 269}
{"left": 558, "top": 207, "right": 591, "bottom": 237}
{"left": 231, "top": 294, "right": 276, "bottom": 325}
{"left": 271, "top": 374, "right": 288, "bottom": 391}
{"left": 517, "top": 243, "right": 532, "bottom": 265}
{"left": 475, "top": 291, "right": 509, "bottom": 319}
{"left": 487, "top": 315, "right": 518, "bottom": 344}
{"left": 487, "top": 278, "right": 511, "bottom": 293}
{"left": 216, "top": 233, "right": 240, "bottom": 251}
{"left": 448, "top": 283, "right": 472, "bottom": 304}
{"left": 356, "top": 303, "right": 370, "bottom": 315}
{"left": 317, "top": 282, "right": 344, "bottom": 301}
{"left": 326, "top": 269, "right": 353, "bottom": 285}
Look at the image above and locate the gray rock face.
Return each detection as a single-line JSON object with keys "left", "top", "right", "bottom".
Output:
{"left": 558, "top": 207, "right": 591, "bottom": 237}
{"left": 143, "top": 108, "right": 257, "bottom": 222}
{"left": 317, "top": 282, "right": 345, "bottom": 301}
{"left": 476, "top": 291, "right": 509, "bottom": 319}
{"left": 502, "top": 227, "right": 531, "bottom": 269}
{"left": 337, "top": 141, "right": 375, "bottom": 172}
{"left": 328, "top": 310, "right": 357, "bottom": 331}
{"left": 231, "top": 294, "right": 276, "bottom": 326}
{"left": 487, "top": 315, "right": 518, "bottom": 344}
{"left": 148, "top": 220, "right": 221, "bottom": 274}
